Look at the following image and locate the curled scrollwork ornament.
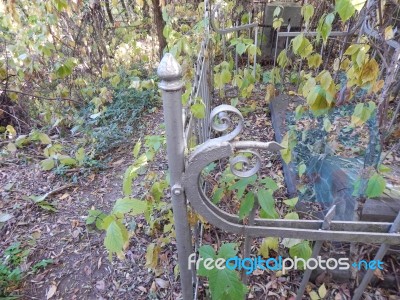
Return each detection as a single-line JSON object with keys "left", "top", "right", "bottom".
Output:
{"left": 209, "top": 104, "right": 244, "bottom": 142}
{"left": 229, "top": 150, "right": 262, "bottom": 178}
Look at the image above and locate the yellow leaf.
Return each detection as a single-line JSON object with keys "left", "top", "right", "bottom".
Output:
{"left": 360, "top": 58, "right": 379, "bottom": 84}
{"left": 307, "top": 53, "right": 323, "bottom": 68}
{"left": 385, "top": 26, "right": 394, "bottom": 40}
{"left": 145, "top": 243, "right": 161, "bottom": 269}
{"left": 280, "top": 132, "right": 292, "bottom": 164}
{"left": 302, "top": 77, "right": 316, "bottom": 98}
{"left": 318, "top": 284, "right": 327, "bottom": 298}
{"left": 372, "top": 79, "right": 384, "bottom": 93}
{"left": 259, "top": 237, "right": 279, "bottom": 258}
{"left": 309, "top": 291, "right": 320, "bottom": 300}
{"left": 340, "top": 58, "right": 351, "bottom": 70}
{"left": 265, "top": 84, "right": 276, "bottom": 104}
{"left": 6, "top": 125, "right": 16, "bottom": 138}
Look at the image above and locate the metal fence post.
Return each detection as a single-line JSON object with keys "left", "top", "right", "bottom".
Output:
{"left": 157, "top": 53, "right": 194, "bottom": 300}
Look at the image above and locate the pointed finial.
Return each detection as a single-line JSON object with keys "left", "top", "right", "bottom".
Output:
{"left": 157, "top": 53, "right": 183, "bottom": 91}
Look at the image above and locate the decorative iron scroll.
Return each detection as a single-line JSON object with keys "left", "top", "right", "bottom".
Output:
{"left": 182, "top": 105, "right": 400, "bottom": 245}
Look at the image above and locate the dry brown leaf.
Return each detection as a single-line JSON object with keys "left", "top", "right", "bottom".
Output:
{"left": 374, "top": 268, "right": 384, "bottom": 280}
{"left": 96, "top": 280, "right": 105, "bottom": 290}
{"left": 155, "top": 278, "right": 169, "bottom": 289}
{"left": 112, "top": 158, "right": 125, "bottom": 166}
{"left": 46, "top": 284, "right": 57, "bottom": 299}
{"left": 137, "top": 286, "right": 147, "bottom": 293}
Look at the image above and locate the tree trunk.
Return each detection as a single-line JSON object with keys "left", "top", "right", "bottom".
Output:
{"left": 104, "top": 0, "right": 114, "bottom": 25}
{"left": 152, "top": 0, "right": 167, "bottom": 59}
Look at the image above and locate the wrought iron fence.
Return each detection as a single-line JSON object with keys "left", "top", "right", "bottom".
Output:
{"left": 157, "top": 1, "right": 400, "bottom": 299}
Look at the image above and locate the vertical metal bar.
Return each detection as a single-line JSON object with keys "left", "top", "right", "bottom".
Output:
{"left": 157, "top": 53, "right": 194, "bottom": 300}
{"left": 253, "top": 26, "right": 258, "bottom": 77}
{"left": 296, "top": 206, "right": 336, "bottom": 300}
{"left": 273, "top": 28, "right": 280, "bottom": 68}
{"left": 235, "top": 20, "right": 239, "bottom": 76}
{"left": 352, "top": 211, "right": 400, "bottom": 300}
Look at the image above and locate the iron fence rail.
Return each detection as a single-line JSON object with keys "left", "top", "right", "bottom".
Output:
{"left": 158, "top": 1, "right": 400, "bottom": 299}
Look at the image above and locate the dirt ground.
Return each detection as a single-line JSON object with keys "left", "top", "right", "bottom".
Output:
{"left": 1, "top": 91, "right": 400, "bottom": 300}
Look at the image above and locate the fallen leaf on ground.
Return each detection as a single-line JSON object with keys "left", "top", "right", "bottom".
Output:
{"left": 96, "top": 280, "right": 105, "bottom": 290}
{"left": 155, "top": 278, "right": 169, "bottom": 289}
{"left": 46, "top": 284, "right": 57, "bottom": 299}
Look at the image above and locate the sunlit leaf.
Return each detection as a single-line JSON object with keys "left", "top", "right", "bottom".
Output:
{"left": 259, "top": 237, "right": 279, "bottom": 258}
{"left": 366, "top": 173, "right": 385, "bottom": 198}
{"left": 335, "top": 0, "right": 356, "bottom": 22}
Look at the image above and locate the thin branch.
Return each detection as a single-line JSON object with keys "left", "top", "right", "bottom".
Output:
{"left": 1, "top": 89, "right": 81, "bottom": 103}
{"left": 0, "top": 108, "right": 30, "bottom": 127}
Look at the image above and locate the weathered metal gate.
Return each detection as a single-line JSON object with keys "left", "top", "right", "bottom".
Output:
{"left": 157, "top": 1, "right": 400, "bottom": 299}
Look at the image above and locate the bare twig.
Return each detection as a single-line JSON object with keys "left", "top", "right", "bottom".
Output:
{"left": 0, "top": 108, "right": 30, "bottom": 127}
{"left": 1, "top": 89, "right": 81, "bottom": 103}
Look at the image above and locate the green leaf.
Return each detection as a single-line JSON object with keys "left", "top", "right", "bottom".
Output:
{"left": 29, "top": 193, "right": 50, "bottom": 203}
{"left": 285, "top": 212, "right": 299, "bottom": 220}
{"left": 298, "top": 163, "right": 307, "bottom": 177}
{"left": 289, "top": 241, "right": 312, "bottom": 269}
{"left": 336, "top": 0, "right": 356, "bottom": 22}
{"left": 283, "top": 197, "right": 299, "bottom": 208}
{"left": 59, "top": 156, "right": 77, "bottom": 166}
{"left": 351, "top": 103, "right": 373, "bottom": 126}
{"left": 86, "top": 209, "right": 106, "bottom": 229}
{"left": 75, "top": 147, "right": 85, "bottom": 164}
{"left": 112, "top": 197, "right": 147, "bottom": 215}
{"left": 197, "top": 245, "right": 217, "bottom": 276}
{"left": 236, "top": 43, "right": 247, "bottom": 56}
{"left": 38, "top": 133, "right": 51, "bottom": 145}
{"left": 55, "top": 63, "right": 73, "bottom": 79}
{"left": 191, "top": 102, "right": 206, "bottom": 119}
{"left": 292, "top": 34, "right": 313, "bottom": 58}
{"left": 111, "top": 74, "right": 121, "bottom": 87}
{"left": 123, "top": 154, "right": 147, "bottom": 196}
{"left": 228, "top": 175, "right": 257, "bottom": 199}
{"left": 277, "top": 50, "right": 289, "bottom": 68}
{"left": 37, "top": 201, "right": 57, "bottom": 212}
{"left": 238, "top": 192, "right": 255, "bottom": 220}
{"left": 15, "top": 135, "right": 29, "bottom": 147}
{"left": 257, "top": 189, "right": 276, "bottom": 216}
{"left": 41, "top": 158, "right": 55, "bottom": 171}
{"left": 221, "top": 69, "right": 232, "bottom": 84}
{"left": 307, "top": 86, "right": 329, "bottom": 116}
{"left": 378, "top": 165, "right": 391, "bottom": 173}
{"left": 133, "top": 140, "right": 141, "bottom": 158}
{"left": 212, "top": 187, "right": 224, "bottom": 204}
{"left": 198, "top": 245, "right": 247, "bottom": 300}
{"left": 365, "top": 173, "right": 386, "bottom": 198}
{"left": 259, "top": 237, "right": 279, "bottom": 258}
{"left": 259, "top": 177, "right": 279, "bottom": 191}
{"left": 323, "top": 118, "right": 332, "bottom": 132}
{"left": 54, "top": 0, "right": 68, "bottom": 11}
{"left": 301, "top": 4, "right": 315, "bottom": 27}
{"left": 218, "top": 243, "right": 238, "bottom": 259}
{"left": 104, "top": 220, "right": 128, "bottom": 255}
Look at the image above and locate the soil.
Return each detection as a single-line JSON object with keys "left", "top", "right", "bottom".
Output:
{"left": 1, "top": 88, "right": 399, "bottom": 300}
